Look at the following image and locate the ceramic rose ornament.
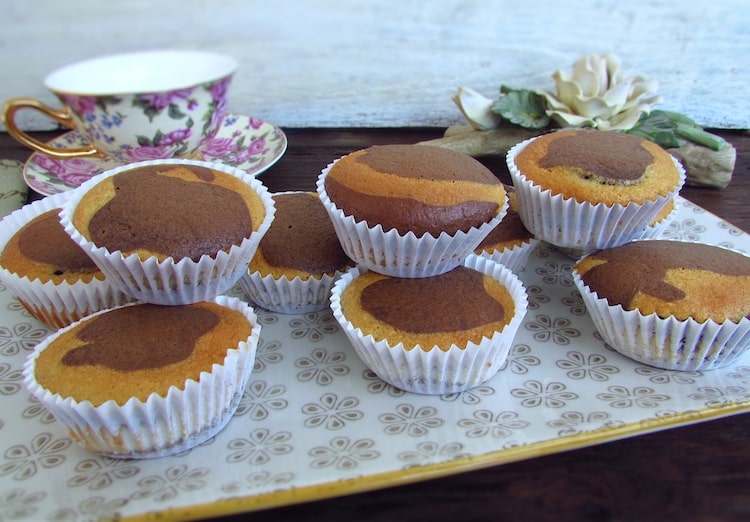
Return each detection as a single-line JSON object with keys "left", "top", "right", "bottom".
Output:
{"left": 541, "top": 53, "right": 662, "bottom": 131}
{"left": 422, "top": 53, "right": 735, "bottom": 188}
{"left": 454, "top": 53, "right": 665, "bottom": 132}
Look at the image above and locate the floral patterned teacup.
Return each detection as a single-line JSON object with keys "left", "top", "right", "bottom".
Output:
{"left": 2, "top": 50, "right": 237, "bottom": 162}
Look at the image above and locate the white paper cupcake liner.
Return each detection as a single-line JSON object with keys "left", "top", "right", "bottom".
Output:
{"left": 506, "top": 137, "right": 686, "bottom": 254}
{"left": 330, "top": 254, "right": 528, "bottom": 394}
{"left": 572, "top": 265, "right": 750, "bottom": 371}
{"left": 476, "top": 237, "right": 540, "bottom": 274}
{"left": 59, "top": 159, "right": 275, "bottom": 305}
{"left": 0, "top": 192, "right": 137, "bottom": 328}
{"left": 23, "top": 295, "right": 260, "bottom": 458}
{"left": 317, "top": 160, "right": 508, "bottom": 278}
{"left": 240, "top": 266, "right": 353, "bottom": 314}
{"left": 632, "top": 197, "right": 680, "bottom": 240}
{"left": 556, "top": 198, "right": 681, "bottom": 259}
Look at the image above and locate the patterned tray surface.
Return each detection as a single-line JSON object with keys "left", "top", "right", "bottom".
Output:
{"left": 0, "top": 197, "right": 748, "bottom": 521}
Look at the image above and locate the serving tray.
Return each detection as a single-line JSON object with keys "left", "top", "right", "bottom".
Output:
{"left": 0, "top": 196, "right": 748, "bottom": 521}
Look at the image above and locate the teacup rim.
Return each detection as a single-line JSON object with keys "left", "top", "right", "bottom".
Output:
{"left": 43, "top": 49, "right": 238, "bottom": 96}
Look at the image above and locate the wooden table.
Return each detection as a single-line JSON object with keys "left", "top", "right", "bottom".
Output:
{"left": 2, "top": 129, "right": 749, "bottom": 522}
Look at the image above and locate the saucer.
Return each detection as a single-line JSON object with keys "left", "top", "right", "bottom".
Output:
{"left": 23, "top": 114, "right": 288, "bottom": 196}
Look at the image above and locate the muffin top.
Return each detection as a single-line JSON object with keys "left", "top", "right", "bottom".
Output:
{"left": 323, "top": 144, "right": 506, "bottom": 237}
{"left": 475, "top": 188, "right": 533, "bottom": 254}
{"left": 250, "top": 192, "right": 352, "bottom": 279}
{"left": 340, "top": 265, "right": 517, "bottom": 351}
{"left": 32, "top": 301, "right": 254, "bottom": 405}
{"left": 573, "top": 240, "right": 750, "bottom": 323}
{"left": 0, "top": 208, "right": 102, "bottom": 284}
{"left": 514, "top": 130, "right": 682, "bottom": 206}
{"left": 71, "top": 164, "right": 267, "bottom": 262}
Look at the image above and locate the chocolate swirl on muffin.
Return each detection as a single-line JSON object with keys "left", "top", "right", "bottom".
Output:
{"left": 324, "top": 144, "right": 506, "bottom": 237}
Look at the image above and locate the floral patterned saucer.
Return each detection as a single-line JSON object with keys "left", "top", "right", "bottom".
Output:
{"left": 22, "top": 113, "right": 288, "bottom": 196}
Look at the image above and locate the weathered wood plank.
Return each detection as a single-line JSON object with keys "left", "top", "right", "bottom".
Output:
{"left": 1, "top": 0, "right": 747, "bottom": 130}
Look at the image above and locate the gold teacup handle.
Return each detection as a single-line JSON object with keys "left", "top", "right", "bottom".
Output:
{"left": 1, "top": 97, "right": 104, "bottom": 159}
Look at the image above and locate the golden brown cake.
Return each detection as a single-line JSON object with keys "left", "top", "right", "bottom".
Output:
{"left": 572, "top": 240, "right": 750, "bottom": 371}
{"left": 60, "top": 159, "right": 275, "bottom": 305}
{"left": 340, "top": 265, "right": 517, "bottom": 350}
{"left": 650, "top": 198, "right": 676, "bottom": 225}
{"left": 330, "top": 256, "right": 528, "bottom": 394}
{"left": 242, "top": 191, "right": 354, "bottom": 313}
{"left": 0, "top": 193, "right": 135, "bottom": 328}
{"left": 514, "top": 130, "right": 682, "bottom": 206}
{"left": 24, "top": 296, "right": 260, "bottom": 457}
{"left": 34, "top": 301, "right": 253, "bottom": 404}
{"left": 249, "top": 192, "right": 351, "bottom": 280}
{"left": 573, "top": 240, "right": 750, "bottom": 323}
{"left": 70, "top": 162, "right": 268, "bottom": 262}
{"left": 475, "top": 191, "right": 531, "bottom": 251}
{"left": 473, "top": 187, "right": 539, "bottom": 272}
{"left": 0, "top": 208, "right": 102, "bottom": 284}
{"left": 318, "top": 145, "right": 508, "bottom": 278}
{"left": 323, "top": 144, "right": 506, "bottom": 237}
{"left": 507, "top": 130, "right": 685, "bottom": 253}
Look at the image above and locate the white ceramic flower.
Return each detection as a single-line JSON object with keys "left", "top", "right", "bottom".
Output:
{"left": 541, "top": 53, "right": 663, "bottom": 131}
{"left": 451, "top": 86, "right": 502, "bottom": 130}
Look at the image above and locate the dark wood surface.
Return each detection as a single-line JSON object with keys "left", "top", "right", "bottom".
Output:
{"left": 2, "top": 128, "right": 749, "bottom": 522}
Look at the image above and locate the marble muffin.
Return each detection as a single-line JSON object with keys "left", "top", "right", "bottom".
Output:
{"left": 473, "top": 187, "right": 539, "bottom": 273}
{"left": 60, "top": 159, "right": 275, "bottom": 305}
{"left": 572, "top": 239, "right": 750, "bottom": 371}
{"left": 330, "top": 254, "right": 528, "bottom": 394}
{"left": 0, "top": 208, "right": 103, "bottom": 284}
{"left": 318, "top": 144, "right": 508, "bottom": 277}
{"left": 23, "top": 296, "right": 260, "bottom": 458}
{"left": 241, "top": 191, "right": 354, "bottom": 313}
{"left": 0, "top": 193, "right": 134, "bottom": 328}
{"left": 507, "top": 130, "right": 684, "bottom": 254}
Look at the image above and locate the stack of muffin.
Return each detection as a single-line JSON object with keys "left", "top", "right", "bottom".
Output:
{"left": 316, "top": 144, "right": 530, "bottom": 395}
{"left": 0, "top": 159, "right": 274, "bottom": 458}
{"left": 317, "top": 131, "right": 749, "bottom": 384}
{"left": 505, "top": 129, "right": 750, "bottom": 372}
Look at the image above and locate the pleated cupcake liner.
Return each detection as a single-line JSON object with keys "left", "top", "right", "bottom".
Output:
{"left": 23, "top": 295, "right": 260, "bottom": 458}
{"left": 475, "top": 236, "right": 541, "bottom": 274}
{"left": 572, "top": 255, "right": 750, "bottom": 372}
{"left": 556, "top": 198, "right": 682, "bottom": 259}
{"left": 506, "top": 137, "right": 686, "bottom": 255}
{"left": 59, "top": 159, "right": 275, "bottom": 305}
{"left": 0, "top": 192, "right": 137, "bottom": 328}
{"left": 330, "top": 254, "right": 528, "bottom": 394}
{"left": 239, "top": 189, "right": 353, "bottom": 313}
{"left": 317, "top": 160, "right": 508, "bottom": 278}
{"left": 240, "top": 266, "right": 353, "bottom": 314}
{"left": 632, "top": 197, "right": 681, "bottom": 240}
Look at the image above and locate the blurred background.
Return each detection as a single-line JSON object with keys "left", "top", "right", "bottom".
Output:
{"left": 1, "top": 0, "right": 747, "bottom": 130}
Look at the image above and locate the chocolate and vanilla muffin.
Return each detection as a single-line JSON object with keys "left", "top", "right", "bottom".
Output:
{"left": 0, "top": 193, "right": 135, "bottom": 327}
{"left": 507, "top": 130, "right": 685, "bottom": 254}
{"left": 23, "top": 296, "right": 260, "bottom": 458}
{"left": 60, "top": 159, "right": 275, "bottom": 305}
{"left": 317, "top": 144, "right": 507, "bottom": 277}
{"left": 241, "top": 191, "right": 355, "bottom": 313}
{"left": 474, "top": 186, "right": 539, "bottom": 273}
{"left": 330, "top": 255, "right": 527, "bottom": 394}
{"left": 572, "top": 240, "right": 750, "bottom": 371}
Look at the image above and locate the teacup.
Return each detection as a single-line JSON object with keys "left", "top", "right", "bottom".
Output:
{"left": 2, "top": 50, "right": 238, "bottom": 162}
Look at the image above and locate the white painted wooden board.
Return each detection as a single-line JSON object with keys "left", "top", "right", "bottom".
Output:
{"left": 1, "top": 0, "right": 748, "bottom": 131}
